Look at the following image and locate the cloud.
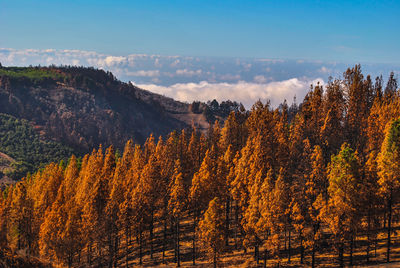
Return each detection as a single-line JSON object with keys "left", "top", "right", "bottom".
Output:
{"left": 176, "top": 69, "right": 202, "bottom": 76}
{"left": 127, "top": 70, "right": 160, "bottom": 77}
{"left": 243, "top": 63, "right": 252, "bottom": 71}
{"left": 154, "top": 58, "right": 162, "bottom": 68}
{"left": 136, "top": 78, "right": 324, "bottom": 109}
{"left": 1, "top": 47, "right": 396, "bottom": 96}
{"left": 253, "top": 75, "right": 267, "bottom": 83}
{"left": 219, "top": 74, "right": 241, "bottom": 81}
{"left": 170, "top": 59, "right": 180, "bottom": 67}
{"left": 318, "top": 66, "right": 331, "bottom": 74}
{"left": 256, "top": 58, "right": 286, "bottom": 64}
{"left": 103, "top": 56, "right": 127, "bottom": 66}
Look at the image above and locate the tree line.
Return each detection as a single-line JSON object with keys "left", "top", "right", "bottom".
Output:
{"left": 0, "top": 65, "right": 400, "bottom": 267}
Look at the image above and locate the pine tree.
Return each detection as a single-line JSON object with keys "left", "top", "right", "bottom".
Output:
{"left": 301, "top": 82, "right": 324, "bottom": 146}
{"left": 307, "top": 144, "right": 326, "bottom": 267}
{"left": 242, "top": 169, "right": 264, "bottom": 264}
{"left": 39, "top": 155, "right": 82, "bottom": 267}
{"left": 76, "top": 147, "right": 106, "bottom": 265}
{"left": 100, "top": 146, "right": 116, "bottom": 268}
{"left": 319, "top": 143, "right": 363, "bottom": 267}
{"left": 158, "top": 134, "right": 179, "bottom": 262}
{"left": 344, "top": 65, "right": 373, "bottom": 154}
{"left": 189, "top": 146, "right": 220, "bottom": 264}
{"left": 0, "top": 189, "right": 8, "bottom": 249}
{"left": 10, "top": 180, "right": 34, "bottom": 254}
{"left": 189, "top": 147, "right": 219, "bottom": 213}
{"left": 320, "top": 79, "right": 345, "bottom": 161}
{"left": 377, "top": 118, "right": 400, "bottom": 262}
{"left": 110, "top": 141, "right": 140, "bottom": 266}
{"left": 168, "top": 160, "right": 187, "bottom": 267}
{"left": 220, "top": 111, "right": 242, "bottom": 153}
{"left": 136, "top": 153, "right": 161, "bottom": 261}
{"left": 198, "top": 197, "right": 225, "bottom": 268}
{"left": 384, "top": 72, "right": 398, "bottom": 100}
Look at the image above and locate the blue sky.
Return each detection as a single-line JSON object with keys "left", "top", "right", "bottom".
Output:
{"left": 1, "top": 1, "right": 399, "bottom": 107}
{"left": 1, "top": 0, "right": 399, "bottom": 64}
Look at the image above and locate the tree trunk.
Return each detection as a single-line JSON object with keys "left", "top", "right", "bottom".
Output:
{"left": 125, "top": 226, "right": 129, "bottom": 268}
{"left": 264, "top": 248, "right": 267, "bottom": 268}
{"left": 255, "top": 244, "right": 259, "bottom": 264}
{"left": 68, "top": 254, "right": 73, "bottom": 268}
{"left": 284, "top": 228, "right": 287, "bottom": 250}
{"left": 339, "top": 242, "right": 344, "bottom": 268}
{"left": 17, "top": 225, "right": 21, "bottom": 250}
{"left": 98, "top": 244, "right": 102, "bottom": 268}
{"left": 174, "top": 219, "right": 177, "bottom": 263}
{"left": 114, "top": 235, "right": 118, "bottom": 268}
{"left": 139, "top": 226, "right": 143, "bottom": 266}
{"left": 225, "top": 197, "right": 230, "bottom": 247}
{"left": 108, "top": 231, "right": 113, "bottom": 268}
{"left": 300, "top": 234, "right": 304, "bottom": 264}
{"left": 312, "top": 224, "right": 317, "bottom": 268}
{"left": 213, "top": 248, "right": 217, "bottom": 268}
{"left": 192, "top": 210, "right": 197, "bottom": 266}
{"left": 367, "top": 209, "right": 371, "bottom": 263}
{"left": 384, "top": 210, "right": 386, "bottom": 229}
{"left": 288, "top": 228, "right": 291, "bottom": 263}
{"left": 177, "top": 217, "right": 181, "bottom": 267}
{"left": 350, "top": 235, "right": 354, "bottom": 266}
{"left": 235, "top": 202, "right": 239, "bottom": 249}
{"left": 88, "top": 242, "right": 92, "bottom": 266}
{"left": 150, "top": 210, "right": 154, "bottom": 259}
{"left": 387, "top": 194, "right": 392, "bottom": 263}
{"left": 163, "top": 218, "right": 167, "bottom": 263}
{"left": 312, "top": 242, "right": 316, "bottom": 268}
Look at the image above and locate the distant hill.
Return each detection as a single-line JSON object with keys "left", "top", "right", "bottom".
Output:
{"left": 0, "top": 65, "right": 241, "bottom": 180}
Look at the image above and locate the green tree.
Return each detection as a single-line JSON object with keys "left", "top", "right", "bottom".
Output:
{"left": 377, "top": 118, "right": 400, "bottom": 262}
{"left": 319, "top": 143, "right": 363, "bottom": 267}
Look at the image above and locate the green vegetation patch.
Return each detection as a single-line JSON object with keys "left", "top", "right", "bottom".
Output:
{"left": 0, "top": 66, "right": 65, "bottom": 81}
{"left": 0, "top": 113, "right": 74, "bottom": 179}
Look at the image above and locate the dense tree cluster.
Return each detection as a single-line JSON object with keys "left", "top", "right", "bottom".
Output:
{"left": 0, "top": 113, "right": 74, "bottom": 180}
{"left": 0, "top": 65, "right": 399, "bottom": 267}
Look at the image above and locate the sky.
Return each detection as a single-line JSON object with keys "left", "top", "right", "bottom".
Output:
{"left": 1, "top": 0, "right": 399, "bottom": 107}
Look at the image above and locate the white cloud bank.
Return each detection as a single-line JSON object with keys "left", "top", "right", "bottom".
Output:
{"left": 136, "top": 78, "right": 324, "bottom": 109}
{"left": 2, "top": 48, "right": 397, "bottom": 108}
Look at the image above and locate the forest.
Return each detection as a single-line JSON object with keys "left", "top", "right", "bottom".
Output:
{"left": 0, "top": 65, "right": 400, "bottom": 267}
{"left": 0, "top": 113, "right": 74, "bottom": 180}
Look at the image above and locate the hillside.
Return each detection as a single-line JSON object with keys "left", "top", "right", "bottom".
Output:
{"left": 0, "top": 152, "right": 14, "bottom": 187}
{"left": 0, "top": 113, "right": 74, "bottom": 180}
{"left": 0, "top": 66, "right": 189, "bottom": 151}
{"left": 0, "top": 66, "right": 241, "bottom": 181}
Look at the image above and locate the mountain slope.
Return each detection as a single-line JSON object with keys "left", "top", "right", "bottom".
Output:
{"left": 0, "top": 66, "right": 207, "bottom": 152}
{"left": 0, "top": 66, "right": 243, "bottom": 181}
{"left": 0, "top": 113, "right": 74, "bottom": 180}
